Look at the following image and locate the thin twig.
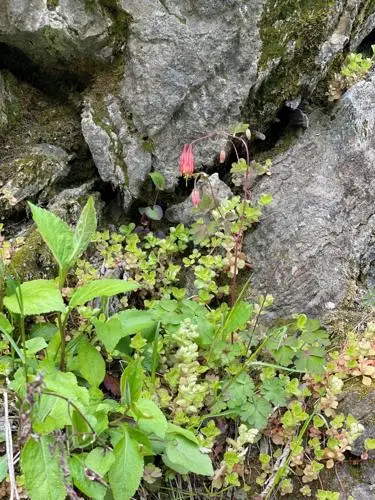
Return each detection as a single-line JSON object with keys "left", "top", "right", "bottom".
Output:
{"left": 259, "top": 444, "right": 291, "bottom": 499}
{"left": 4, "top": 390, "right": 20, "bottom": 500}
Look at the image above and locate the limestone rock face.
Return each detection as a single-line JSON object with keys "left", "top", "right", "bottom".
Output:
{"left": 244, "top": 74, "right": 375, "bottom": 318}
{"left": 0, "top": 144, "right": 69, "bottom": 217}
{"left": 0, "top": 0, "right": 122, "bottom": 71}
{"left": 82, "top": 0, "right": 375, "bottom": 209}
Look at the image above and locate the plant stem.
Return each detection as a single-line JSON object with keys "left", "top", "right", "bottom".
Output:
{"left": 57, "top": 314, "right": 66, "bottom": 371}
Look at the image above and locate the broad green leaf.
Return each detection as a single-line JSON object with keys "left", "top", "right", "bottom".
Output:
{"left": 108, "top": 428, "right": 144, "bottom": 500}
{"left": 117, "top": 309, "right": 156, "bottom": 340}
{"left": 230, "top": 158, "right": 248, "bottom": 173}
{"left": 229, "top": 123, "right": 250, "bottom": 135}
{"left": 164, "top": 435, "right": 213, "bottom": 476}
{"left": 93, "top": 316, "right": 124, "bottom": 353}
{"left": 4, "top": 280, "right": 65, "bottom": 315}
{"left": 144, "top": 205, "right": 163, "bottom": 221}
{"left": 69, "top": 454, "right": 106, "bottom": 500}
{"left": 0, "top": 455, "right": 8, "bottom": 482}
{"left": 365, "top": 438, "right": 375, "bottom": 451}
{"left": 85, "top": 447, "right": 115, "bottom": 476}
{"left": 69, "top": 279, "right": 138, "bottom": 309}
{"left": 0, "top": 313, "right": 13, "bottom": 334}
{"left": 30, "top": 322, "right": 58, "bottom": 340}
{"left": 120, "top": 358, "right": 143, "bottom": 405}
{"left": 77, "top": 340, "right": 105, "bottom": 387}
{"left": 28, "top": 202, "right": 74, "bottom": 269}
{"left": 294, "top": 347, "right": 326, "bottom": 374}
{"left": 162, "top": 453, "right": 190, "bottom": 474}
{"left": 25, "top": 337, "right": 48, "bottom": 354}
{"left": 21, "top": 436, "right": 66, "bottom": 500}
{"left": 166, "top": 423, "right": 199, "bottom": 445}
{"left": 222, "top": 301, "right": 253, "bottom": 337}
{"left": 149, "top": 172, "right": 166, "bottom": 191}
{"left": 33, "top": 393, "right": 71, "bottom": 433}
{"left": 70, "top": 196, "right": 97, "bottom": 262}
{"left": 132, "top": 399, "right": 167, "bottom": 439}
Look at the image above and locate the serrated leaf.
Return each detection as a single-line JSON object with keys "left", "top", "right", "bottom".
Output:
{"left": 164, "top": 435, "right": 213, "bottom": 476}
{"left": 260, "top": 378, "right": 287, "bottom": 406}
{"left": 70, "top": 197, "right": 97, "bottom": 262}
{"left": 132, "top": 399, "right": 167, "bottom": 439}
{"left": 69, "top": 454, "right": 106, "bottom": 500}
{"left": 28, "top": 202, "right": 74, "bottom": 269}
{"left": 230, "top": 158, "right": 248, "bottom": 173}
{"left": 77, "top": 340, "right": 105, "bottom": 387}
{"left": 229, "top": 123, "right": 250, "bottom": 135}
{"left": 149, "top": 172, "right": 166, "bottom": 191}
{"left": 21, "top": 436, "right": 66, "bottom": 500}
{"left": 241, "top": 396, "right": 272, "bottom": 429}
{"left": 4, "top": 280, "right": 65, "bottom": 315}
{"left": 108, "top": 428, "right": 144, "bottom": 500}
{"left": 120, "top": 358, "right": 143, "bottom": 405}
{"left": 69, "top": 279, "right": 138, "bottom": 308}
{"left": 294, "top": 347, "right": 326, "bottom": 374}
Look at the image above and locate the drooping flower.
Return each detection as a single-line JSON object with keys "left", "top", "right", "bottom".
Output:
{"left": 179, "top": 143, "right": 194, "bottom": 177}
{"left": 219, "top": 150, "right": 226, "bottom": 164}
{"left": 191, "top": 187, "right": 201, "bottom": 207}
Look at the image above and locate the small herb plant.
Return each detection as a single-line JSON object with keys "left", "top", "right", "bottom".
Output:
{"left": 0, "top": 127, "right": 373, "bottom": 499}
{"left": 328, "top": 47, "right": 375, "bottom": 101}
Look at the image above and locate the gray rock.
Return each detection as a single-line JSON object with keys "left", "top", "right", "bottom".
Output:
{"left": 0, "top": 70, "right": 20, "bottom": 135}
{"left": 0, "top": 144, "right": 69, "bottom": 216}
{"left": 165, "top": 173, "right": 233, "bottom": 226}
{"left": 339, "top": 385, "right": 375, "bottom": 459}
{"left": 0, "top": 0, "right": 123, "bottom": 70}
{"left": 244, "top": 74, "right": 375, "bottom": 317}
{"left": 81, "top": 95, "right": 152, "bottom": 211}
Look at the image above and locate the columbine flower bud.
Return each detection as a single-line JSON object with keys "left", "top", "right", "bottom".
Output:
{"left": 179, "top": 143, "right": 194, "bottom": 177}
{"left": 191, "top": 187, "right": 201, "bottom": 207}
{"left": 245, "top": 128, "right": 251, "bottom": 140}
{"left": 219, "top": 150, "right": 226, "bottom": 163}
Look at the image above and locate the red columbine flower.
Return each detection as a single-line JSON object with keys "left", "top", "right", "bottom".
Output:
{"left": 191, "top": 187, "right": 201, "bottom": 207}
{"left": 179, "top": 143, "right": 194, "bottom": 177}
{"left": 219, "top": 150, "right": 226, "bottom": 164}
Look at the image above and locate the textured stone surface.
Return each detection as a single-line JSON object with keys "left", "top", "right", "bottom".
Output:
{"left": 0, "top": 144, "right": 69, "bottom": 216}
{"left": 0, "top": 0, "right": 120, "bottom": 70}
{"left": 165, "top": 173, "right": 233, "bottom": 226}
{"left": 244, "top": 74, "right": 375, "bottom": 318}
{"left": 0, "top": 70, "right": 20, "bottom": 135}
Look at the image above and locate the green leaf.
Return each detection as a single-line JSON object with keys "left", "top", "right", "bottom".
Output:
{"left": 69, "top": 279, "right": 138, "bottom": 308}
{"left": 85, "top": 447, "right": 115, "bottom": 476}
{"left": 258, "top": 193, "right": 273, "bottom": 206}
{"left": 164, "top": 434, "right": 213, "bottom": 476}
{"left": 149, "top": 172, "right": 166, "bottom": 191}
{"left": 229, "top": 123, "right": 250, "bottom": 135}
{"left": 108, "top": 428, "right": 144, "bottom": 500}
{"left": 25, "top": 337, "right": 48, "bottom": 354}
{"left": 94, "top": 309, "right": 155, "bottom": 353}
{"left": 365, "top": 438, "right": 375, "bottom": 451}
{"left": 230, "top": 158, "right": 248, "bottom": 173}
{"left": 69, "top": 454, "right": 106, "bottom": 500}
{"left": 222, "top": 301, "right": 253, "bottom": 337}
{"left": 132, "top": 399, "right": 168, "bottom": 439}
{"left": 0, "top": 455, "right": 8, "bottom": 483}
{"left": 30, "top": 322, "right": 58, "bottom": 340}
{"left": 294, "top": 347, "right": 326, "bottom": 374}
{"left": 21, "top": 436, "right": 66, "bottom": 500}
{"left": 0, "top": 313, "right": 13, "bottom": 334}
{"left": 70, "top": 196, "right": 97, "bottom": 262}
{"left": 4, "top": 280, "right": 65, "bottom": 315}
{"left": 120, "top": 358, "right": 143, "bottom": 405}
{"left": 144, "top": 205, "right": 163, "bottom": 221}
{"left": 28, "top": 202, "right": 74, "bottom": 269}
{"left": 260, "top": 378, "right": 287, "bottom": 406}
{"left": 166, "top": 423, "right": 200, "bottom": 445}
{"left": 241, "top": 396, "right": 272, "bottom": 429}
{"left": 77, "top": 340, "right": 105, "bottom": 387}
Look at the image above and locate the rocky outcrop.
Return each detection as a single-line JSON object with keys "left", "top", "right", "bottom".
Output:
{"left": 0, "top": 0, "right": 128, "bottom": 72}
{"left": 244, "top": 73, "right": 375, "bottom": 318}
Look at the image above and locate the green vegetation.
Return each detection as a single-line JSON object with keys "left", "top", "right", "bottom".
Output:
{"left": 0, "top": 126, "right": 373, "bottom": 499}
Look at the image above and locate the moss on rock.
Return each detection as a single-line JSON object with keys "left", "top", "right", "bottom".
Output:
{"left": 245, "top": 0, "right": 336, "bottom": 129}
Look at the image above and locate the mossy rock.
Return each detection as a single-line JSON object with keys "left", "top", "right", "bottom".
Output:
{"left": 9, "top": 229, "right": 56, "bottom": 282}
